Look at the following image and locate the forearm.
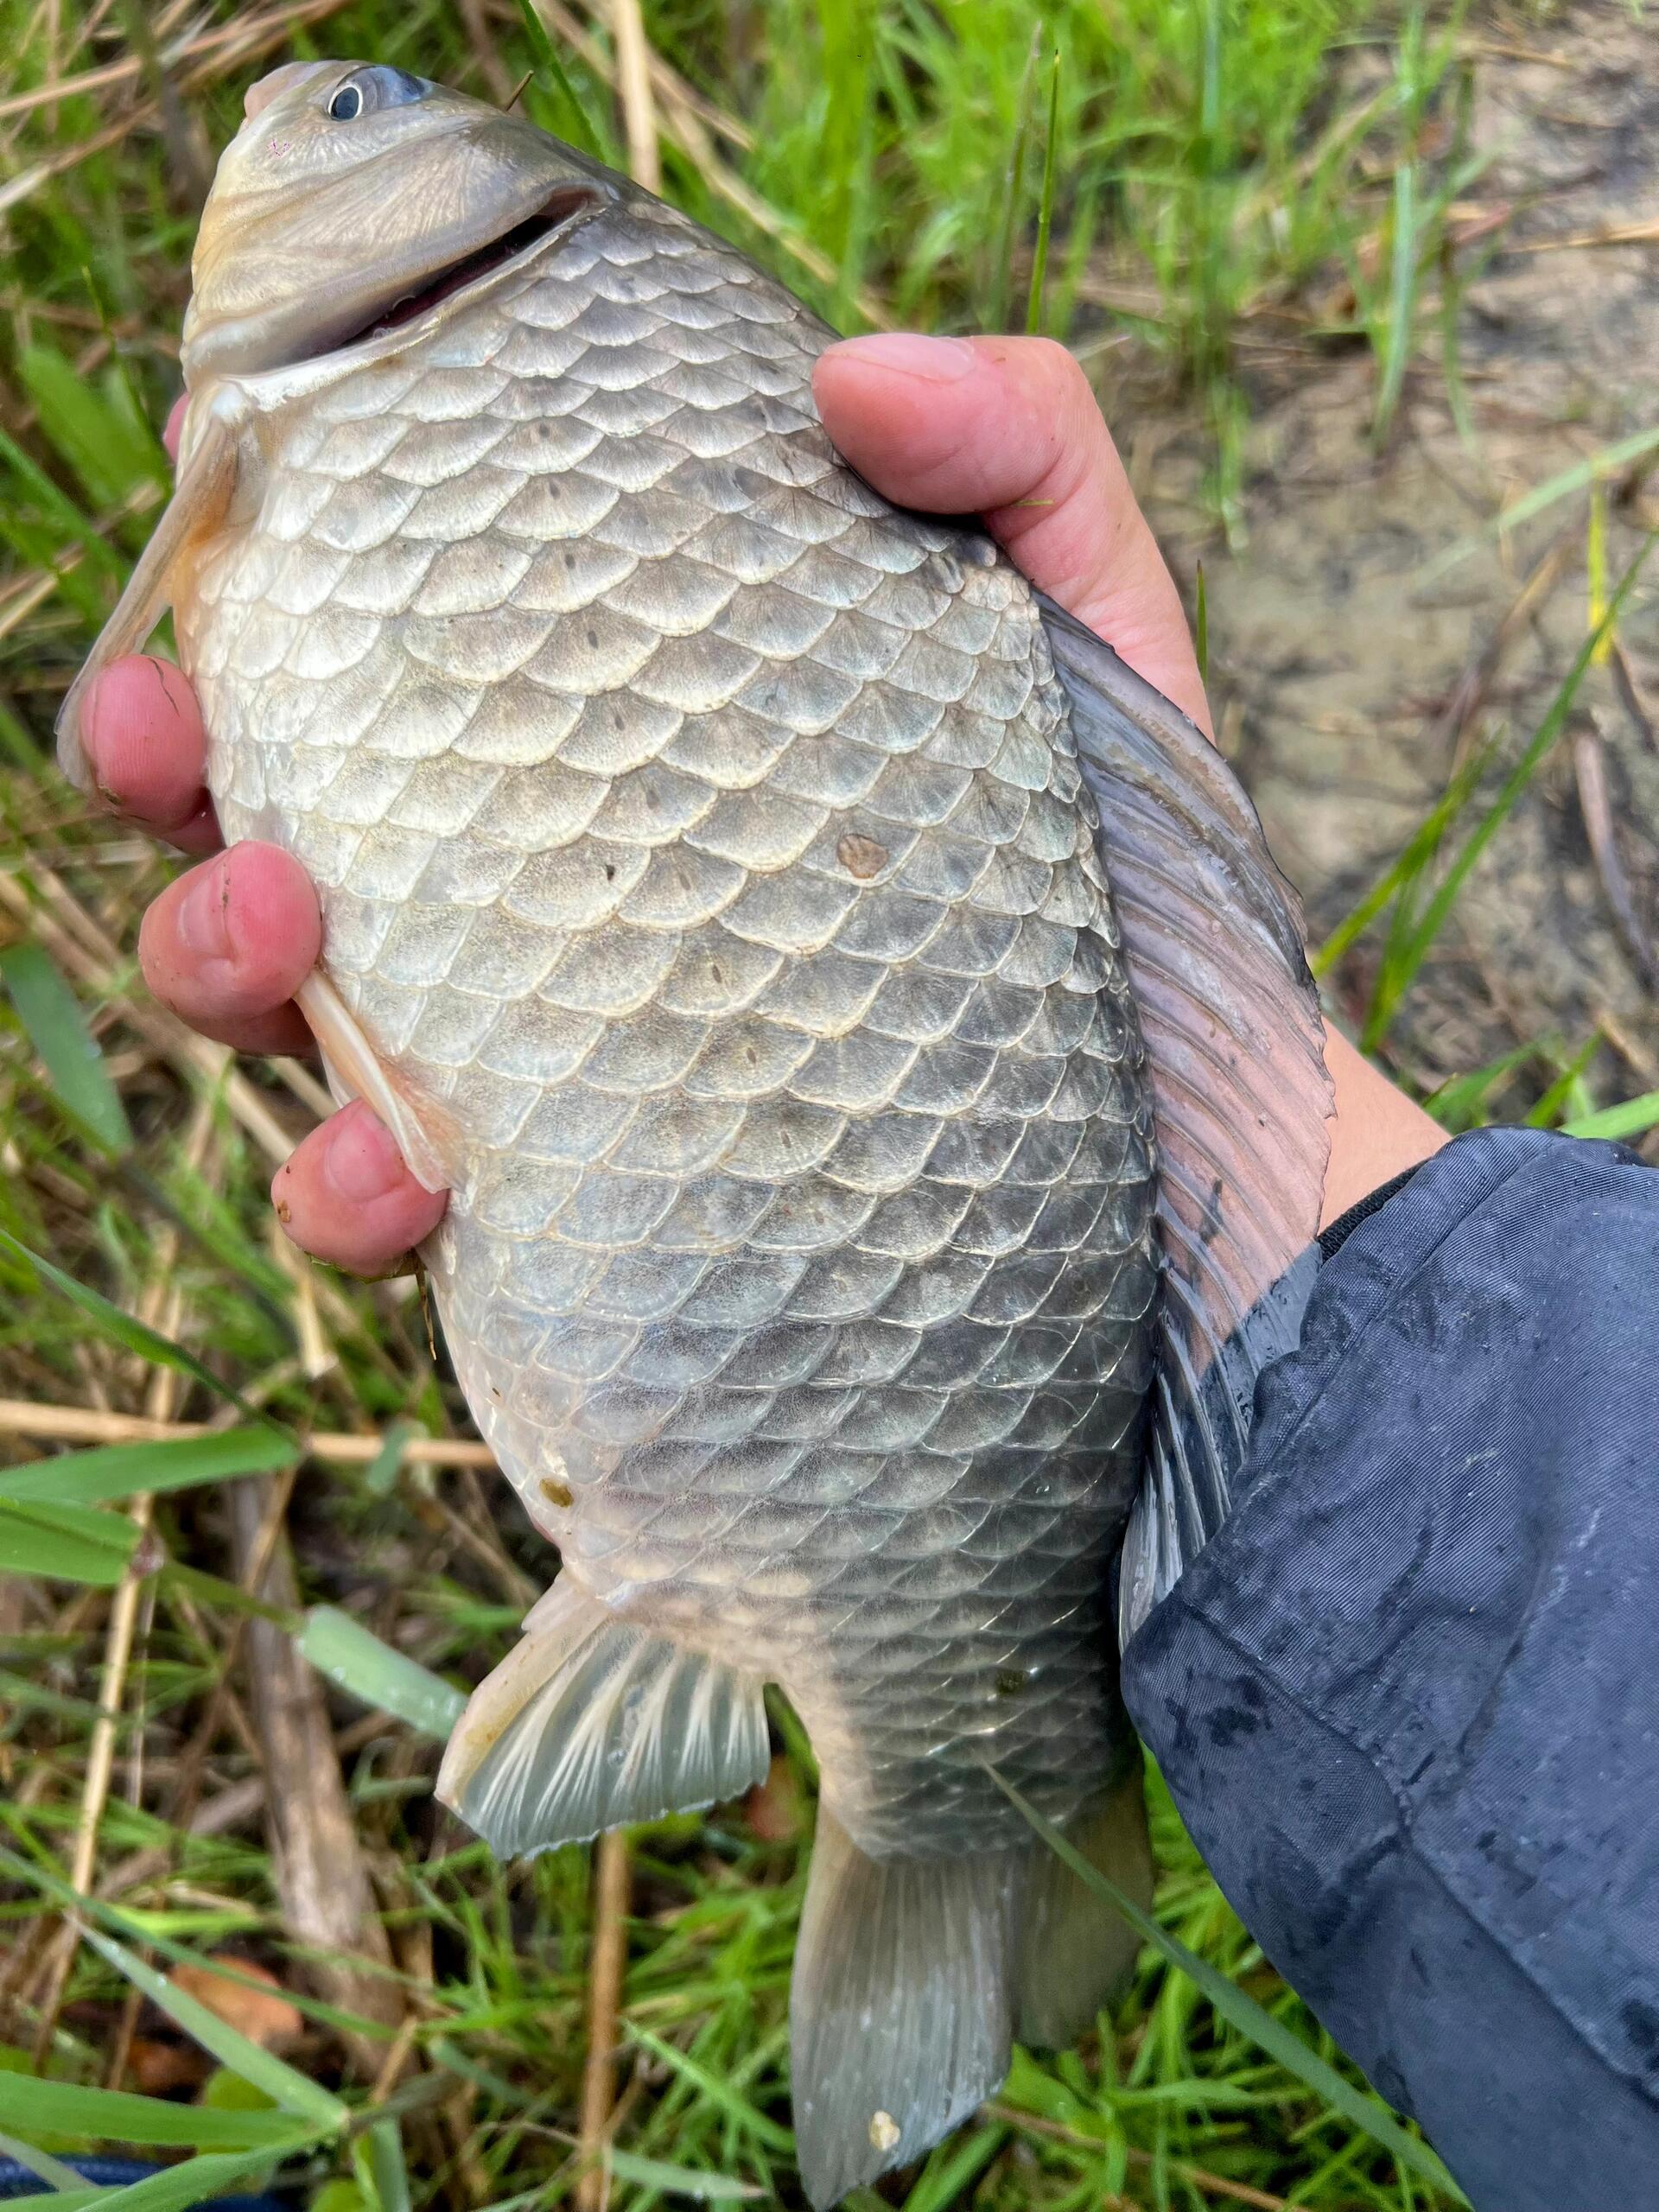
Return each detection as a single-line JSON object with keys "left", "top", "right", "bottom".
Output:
{"left": 1319, "top": 1026, "right": 1446, "bottom": 1230}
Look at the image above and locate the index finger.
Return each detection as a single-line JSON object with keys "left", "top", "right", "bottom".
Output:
{"left": 811, "top": 334, "right": 1211, "bottom": 737}
{"left": 79, "top": 652, "right": 219, "bottom": 853}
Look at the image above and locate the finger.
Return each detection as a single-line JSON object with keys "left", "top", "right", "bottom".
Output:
{"left": 812, "top": 334, "right": 1211, "bottom": 735}
{"left": 79, "top": 652, "right": 220, "bottom": 852}
{"left": 139, "top": 842, "right": 319, "bottom": 1054}
{"left": 272, "top": 1102, "right": 448, "bottom": 1275}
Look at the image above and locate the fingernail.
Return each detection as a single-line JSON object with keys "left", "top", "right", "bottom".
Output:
{"left": 829, "top": 334, "right": 981, "bottom": 383}
{"left": 323, "top": 1112, "right": 406, "bottom": 1205}
{"left": 175, "top": 855, "right": 232, "bottom": 961}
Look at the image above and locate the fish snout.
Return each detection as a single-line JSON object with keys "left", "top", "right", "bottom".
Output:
{"left": 242, "top": 62, "right": 330, "bottom": 121}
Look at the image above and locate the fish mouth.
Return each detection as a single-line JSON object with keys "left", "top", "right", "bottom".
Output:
{"left": 303, "top": 182, "right": 606, "bottom": 363}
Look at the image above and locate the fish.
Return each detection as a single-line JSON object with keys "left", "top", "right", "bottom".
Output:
{"left": 60, "top": 60, "right": 1332, "bottom": 2203}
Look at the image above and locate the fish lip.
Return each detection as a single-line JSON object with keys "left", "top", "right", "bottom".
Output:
{"left": 282, "top": 181, "right": 608, "bottom": 371}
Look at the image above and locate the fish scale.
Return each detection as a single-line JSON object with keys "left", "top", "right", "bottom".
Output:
{"left": 183, "top": 188, "right": 1158, "bottom": 1856}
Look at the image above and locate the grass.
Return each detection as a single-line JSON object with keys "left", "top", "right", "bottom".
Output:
{"left": 0, "top": 1, "right": 1651, "bottom": 2208}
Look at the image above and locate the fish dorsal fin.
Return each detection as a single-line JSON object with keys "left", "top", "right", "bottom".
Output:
{"left": 435, "top": 1577, "right": 770, "bottom": 1857}
{"left": 1039, "top": 598, "right": 1333, "bottom": 1642}
{"left": 55, "top": 405, "right": 238, "bottom": 791}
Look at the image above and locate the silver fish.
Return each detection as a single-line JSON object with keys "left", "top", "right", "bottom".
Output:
{"left": 61, "top": 61, "right": 1331, "bottom": 2202}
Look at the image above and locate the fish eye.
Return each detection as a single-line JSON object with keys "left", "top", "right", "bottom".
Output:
{"left": 326, "top": 67, "right": 429, "bottom": 122}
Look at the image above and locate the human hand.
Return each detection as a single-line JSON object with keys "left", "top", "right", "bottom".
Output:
{"left": 75, "top": 336, "right": 1436, "bottom": 1269}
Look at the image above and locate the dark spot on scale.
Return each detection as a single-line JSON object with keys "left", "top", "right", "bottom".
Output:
{"left": 837, "top": 830, "right": 887, "bottom": 880}
{"left": 586, "top": 628, "right": 599, "bottom": 648}
{"left": 995, "top": 1669, "right": 1025, "bottom": 1698}
{"left": 540, "top": 1473, "right": 573, "bottom": 1510}
{"left": 1200, "top": 1173, "right": 1224, "bottom": 1249}
{"left": 564, "top": 550, "right": 576, "bottom": 568}
{"left": 604, "top": 863, "right": 616, "bottom": 882}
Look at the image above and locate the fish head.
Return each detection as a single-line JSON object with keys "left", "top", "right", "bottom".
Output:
{"left": 181, "top": 60, "right": 621, "bottom": 383}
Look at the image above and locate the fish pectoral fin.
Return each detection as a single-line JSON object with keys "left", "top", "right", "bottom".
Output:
{"left": 791, "top": 1808, "right": 1018, "bottom": 2209}
{"left": 1039, "top": 596, "right": 1335, "bottom": 1639}
{"left": 435, "top": 1577, "right": 769, "bottom": 1858}
{"left": 55, "top": 406, "right": 238, "bottom": 792}
{"left": 297, "top": 970, "right": 454, "bottom": 1195}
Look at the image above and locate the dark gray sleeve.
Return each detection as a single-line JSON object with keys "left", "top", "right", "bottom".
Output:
{"left": 1122, "top": 1127, "right": 1659, "bottom": 2212}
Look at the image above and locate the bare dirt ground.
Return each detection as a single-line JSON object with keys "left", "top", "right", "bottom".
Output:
{"left": 1136, "top": 0, "right": 1659, "bottom": 1108}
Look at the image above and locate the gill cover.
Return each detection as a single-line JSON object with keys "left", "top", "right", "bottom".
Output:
{"left": 181, "top": 60, "right": 618, "bottom": 383}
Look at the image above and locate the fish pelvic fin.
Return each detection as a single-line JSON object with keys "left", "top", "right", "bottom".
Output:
{"left": 1039, "top": 595, "right": 1334, "bottom": 1640}
{"left": 435, "top": 1578, "right": 769, "bottom": 1857}
{"left": 1014, "top": 1760, "right": 1153, "bottom": 2048}
{"left": 791, "top": 1808, "right": 1018, "bottom": 2207}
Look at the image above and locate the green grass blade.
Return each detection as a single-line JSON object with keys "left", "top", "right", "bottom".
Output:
{"left": 0, "top": 2128, "right": 86, "bottom": 2192}
{"left": 605, "top": 2149, "right": 767, "bottom": 2201}
{"left": 0, "top": 944, "right": 132, "bottom": 1155}
{"left": 17, "top": 343, "right": 168, "bottom": 513}
{"left": 78, "top": 1924, "right": 348, "bottom": 2126}
{"left": 625, "top": 2026, "right": 794, "bottom": 2153}
{"left": 514, "top": 0, "right": 601, "bottom": 156}
{"left": 900, "top": 2122, "right": 1008, "bottom": 2211}
{"left": 0, "top": 2074, "right": 310, "bottom": 2152}
{"left": 0, "top": 1887, "right": 352, "bottom": 2131}
{"left": 355, "top": 2115, "right": 413, "bottom": 2212}
{"left": 0, "top": 1425, "right": 297, "bottom": 1508}
{"left": 1421, "top": 421, "right": 1659, "bottom": 583}
{"left": 300, "top": 1605, "right": 467, "bottom": 1738}
{"left": 0, "top": 1228, "right": 251, "bottom": 1412}
{"left": 0, "top": 1497, "right": 138, "bottom": 1585}
{"left": 1024, "top": 50, "right": 1061, "bottom": 336}
{"left": 73, "top": 2145, "right": 315, "bottom": 2212}
{"left": 1366, "top": 531, "right": 1657, "bottom": 1043}
{"left": 1563, "top": 1090, "right": 1659, "bottom": 1142}
{"left": 988, "top": 31, "right": 1039, "bottom": 332}
{"left": 989, "top": 1771, "right": 1468, "bottom": 2202}
{"left": 1193, "top": 561, "right": 1208, "bottom": 691}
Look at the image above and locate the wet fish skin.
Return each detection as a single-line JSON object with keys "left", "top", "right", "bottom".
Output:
{"left": 183, "top": 175, "right": 1159, "bottom": 1858}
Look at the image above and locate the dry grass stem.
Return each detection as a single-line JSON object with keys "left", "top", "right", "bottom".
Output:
{"left": 607, "top": 0, "right": 660, "bottom": 192}
{"left": 0, "top": 1395, "right": 496, "bottom": 1466}
{"left": 227, "top": 1473, "right": 401, "bottom": 2071}
{"left": 575, "top": 1827, "right": 632, "bottom": 2212}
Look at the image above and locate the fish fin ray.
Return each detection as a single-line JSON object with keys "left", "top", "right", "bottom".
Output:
{"left": 436, "top": 1578, "right": 768, "bottom": 1856}
{"left": 791, "top": 1806, "right": 1015, "bottom": 2208}
{"left": 297, "top": 970, "right": 453, "bottom": 1194}
{"left": 1039, "top": 598, "right": 1332, "bottom": 1638}
{"left": 55, "top": 409, "right": 238, "bottom": 791}
{"left": 1014, "top": 1761, "right": 1153, "bottom": 2047}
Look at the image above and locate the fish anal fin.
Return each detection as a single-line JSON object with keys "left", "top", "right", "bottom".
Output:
{"left": 56, "top": 405, "right": 238, "bottom": 791}
{"left": 296, "top": 969, "right": 454, "bottom": 1195}
{"left": 436, "top": 1578, "right": 769, "bottom": 1858}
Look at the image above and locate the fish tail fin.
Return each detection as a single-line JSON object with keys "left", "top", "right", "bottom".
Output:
{"left": 435, "top": 1578, "right": 769, "bottom": 1857}
{"left": 1014, "top": 1760, "right": 1154, "bottom": 2047}
{"left": 790, "top": 1807, "right": 1016, "bottom": 2208}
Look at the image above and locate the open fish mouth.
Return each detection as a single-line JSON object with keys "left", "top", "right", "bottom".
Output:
{"left": 309, "top": 183, "right": 606, "bottom": 361}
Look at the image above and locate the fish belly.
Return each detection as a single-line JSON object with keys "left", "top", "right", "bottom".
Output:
{"left": 181, "top": 199, "right": 1160, "bottom": 1858}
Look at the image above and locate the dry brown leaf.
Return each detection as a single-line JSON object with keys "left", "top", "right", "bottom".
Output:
{"left": 744, "top": 1756, "right": 804, "bottom": 1845}
{"left": 126, "top": 2037, "right": 211, "bottom": 2094}
{"left": 169, "top": 1955, "right": 302, "bottom": 2049}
